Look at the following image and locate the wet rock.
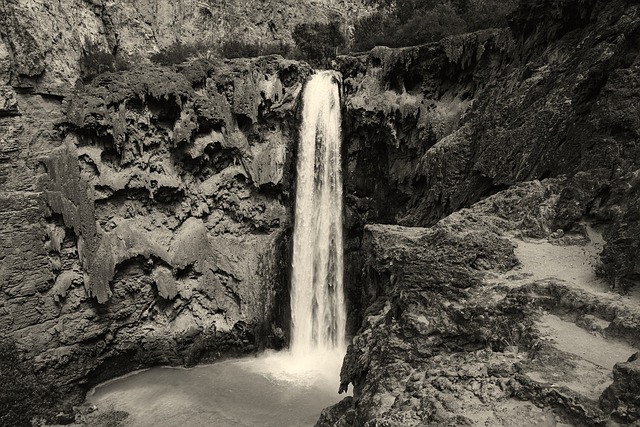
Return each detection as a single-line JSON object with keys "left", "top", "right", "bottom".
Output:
{"left": 315, "top": 397, "right": 355, "bottom": 427}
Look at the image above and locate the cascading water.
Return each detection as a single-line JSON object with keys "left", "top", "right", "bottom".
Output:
{"left": 83, "top": 71, "right": 349, "bottom": 427}
{"left": 290, "top": 70, "right": 346, "bottom": 358}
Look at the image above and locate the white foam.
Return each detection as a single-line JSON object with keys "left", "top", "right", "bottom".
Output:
{"left": 290, "top": 70, "right": 347, "bottom": 358}
{"left": 239, "top": 349, "right": 346, "bottom": 391}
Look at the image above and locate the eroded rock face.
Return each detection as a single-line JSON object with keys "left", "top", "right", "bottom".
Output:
{"left": 0, "top": 55, "right": 310, "bottom": 402}
{"left": 338, "top": 0, "right": 640, "bottom": 299}
{"left": 0, "top": 0, "right": 369, "bottom": 92}
{"left": 1, "top": 0, "right": 640, "bottom": 424}
{"left": 321, "top": 179, "right": 640, "bottom": 426}
{"left": 601, "top": 352, "right": 640, "bottom": 423}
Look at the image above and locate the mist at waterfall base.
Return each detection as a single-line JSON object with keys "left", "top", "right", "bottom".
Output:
{"left": 87, "top": 354, "right": 344, "bottom": 427}
{"left": 86, "top": 71, "right": 348, "bottom": 427}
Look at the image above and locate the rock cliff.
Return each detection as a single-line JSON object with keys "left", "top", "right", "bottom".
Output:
{"left": 328, "top": 0, "right": 640, "bottom": 424}
{"left": 0, "top": 54, "right": 311, "bottom": 411}
{"left": 338, "top": 0, "right": 640, "bottom": 322}
{"left": 1, "top": 0, "right": 640, "bottom": 424}
{"left": 321, "top": 179, "right": 640, "bottom": 426}
{"left": 0, "top": 0, "right": 367, "bottom": 92}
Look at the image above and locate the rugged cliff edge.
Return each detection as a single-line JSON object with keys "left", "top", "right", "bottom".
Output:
{"left": 0, "top": 55, "right": 311, "bottom": 418}
{"left": 328, "top": 0, "right": 640, "bottom": 425}
{"left": 1, "top": 0, "right": 640, "bottom": 425}
{"left": 0, "top": 0, "right": 367, "bottom": 92}
{"left": 320, "top": 179, "right": 640, "bottom": 426}
{"left": 338, "top": 0, "right": 640, "bottom": 291}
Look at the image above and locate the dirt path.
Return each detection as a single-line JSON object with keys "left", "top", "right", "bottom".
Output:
{"left": 486, "top": 221, "right": 640, "bottom": 413}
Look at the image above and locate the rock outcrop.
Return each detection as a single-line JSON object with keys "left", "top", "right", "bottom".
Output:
{"left": 328, "top": 0, "right": 640, "bottom": 425}
{"left": 601, "top": 352, "right": 640, "bottom": 423}
{"left": 0, "top": 0, "right": 368, "bottom": 92}
{"left": 321, "top": 179, "right": 640, "bottom": 426}
{"left": 0, "top": 55, "right": 311, "bottom": 407}
{"left": 338, "top": 0, "right": 640, "bottom": 309}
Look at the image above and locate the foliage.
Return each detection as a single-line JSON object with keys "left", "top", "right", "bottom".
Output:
{"left": 462, "top": 0, "right": 519, "bottom": 31}
{"left": 353, "top": 0, "right": 517, "bottom": 50}
{"left": 150, "top": 39, "right": 296, "bottom": 65}
{"left": 220, "top": 40, "right": 294, "bottom": 59}
{"left": 292, "top": 21, "right": 347, "bottom": 67}
{"left": 395, "top": 4, "right": 468, "bottom": 46}
{"left": 352, "top": 11, "right": 399, "bottom": 51}
{"left": 0, "top": 336, "right": 59, "bottom": 426}
{"left": 150, "top": 41, "right": 211, "bottom": 66}
{"left": 80, "top": 41, "right": 129, "bottom": 82}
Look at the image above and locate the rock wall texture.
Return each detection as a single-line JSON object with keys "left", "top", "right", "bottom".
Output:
{"left": 338, "top": 0, "right": 640, "bottom": 303}
{"left": 0, "top": 54, "right": 311, "bottom": 406}
{"left": 1, "top": 0, "right": 640, "bottom": 424}
{"left": 0, "top": 0, "right": 367, "bottom": 92}
{"left": 321, "top": 179, "right": 640, "bottom": 426}
{"left": 329, "top": 0, "right": 640, "bottom": 425}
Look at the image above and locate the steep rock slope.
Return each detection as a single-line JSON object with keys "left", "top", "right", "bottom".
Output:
{"left": 328, "top": 0, "right": 640, "bottom": 425}
{"left": 0, "top": 0, "right": 368, "bottom": 92}
{"left": 0, "top": 56, "right": 311, "bottom": 408}
{"left": 321, "top": 179, "right": 640, "bottom": 426}
{"left": 338, "top": 0, "right": 640, "bottom": 303}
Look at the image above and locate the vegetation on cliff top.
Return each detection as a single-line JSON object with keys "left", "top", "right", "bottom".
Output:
{"left": 353, "top": 0, "right": 517, "bottom": 51}
{"left": 148, "top": 21, "right": 345, "bottom": 68}
{"left": 79, "top": 0, "right": 515, "bottom": 79}
{"left": 80, "top": 40, "right": 130, "bottom": 83}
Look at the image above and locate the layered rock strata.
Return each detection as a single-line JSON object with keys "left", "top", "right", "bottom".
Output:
{"left": 320, "top": 179, "right": 640, "bottom": 426}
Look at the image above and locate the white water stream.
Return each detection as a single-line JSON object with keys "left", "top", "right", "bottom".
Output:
{"left": 290, "top": 70, "right": 347, "bottom": 358}
{"left": 85, "top": 71, "right": 348, "bottom": 426}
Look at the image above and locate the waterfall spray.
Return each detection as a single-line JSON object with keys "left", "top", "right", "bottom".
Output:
{"left": 240, "top": 71, "right": 347, "bottom": 388}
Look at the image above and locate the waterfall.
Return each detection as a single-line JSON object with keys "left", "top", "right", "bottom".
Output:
{"left": 290, "top": 71, "right": 346, "bottom": 358}
{"left": 236, "top": 71, "right": 347, "bottom": 389}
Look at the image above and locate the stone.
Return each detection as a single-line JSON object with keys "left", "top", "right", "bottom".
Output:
{"left": 0, "top": 54, "right": 307, "bottom": 412}
{"left": 601, "top": 352, "right": 640, "bottom": 423}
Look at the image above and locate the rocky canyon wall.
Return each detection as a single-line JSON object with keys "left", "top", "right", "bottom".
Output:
{"left": 326, "top": 0, "right": 640, "bottom": 425}
{"left": 0, "top": 0, "right": 367, "bottom": 92}
{"left": 338, "top": 0, "right": 640, "bottom": 310}
{"left": 0, "top": 0, "right": 362, "bottom": 415}
{"left": 2, "top": 0, "right": 640, "bottom": 424}
{"left": 0, "top": 53, "right": 312, "bottom": 409}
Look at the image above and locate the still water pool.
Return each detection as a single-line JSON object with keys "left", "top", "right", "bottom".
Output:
{"left": 86, "top": 350, "right": 347, "bottom": 427}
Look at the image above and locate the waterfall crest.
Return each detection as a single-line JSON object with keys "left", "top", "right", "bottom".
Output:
{"left": 290, "top": 70, "right": 346, "bottom": 358}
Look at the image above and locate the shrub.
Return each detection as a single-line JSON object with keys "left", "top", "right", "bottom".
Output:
{"left": 292, "top": 21, "right": 347, "bottom": 67}
{"left": 352, "top": 0, "right": 514, "bottom": 50}
{"left": 352, "top": 11, "right": 399, "bottom": 51}
{"left": 80, "top": 41, "right": 115, "bottom": 82}
{"left": 79, "top": 41, "right": 130, "bottom": 82}
{"left": 462, "top": 0, "right": 518, "bottom": 31}
{"left": 0, "top": 336, "right": 59, "bottom": 426}
{"left": 220, "top": 40, "right": 294, "bottom": 59}
{"left": 394, "top": 4, "right": 468, "bottom": 45}
{"left": 150, "top": 41, "right": 212, "bottom": 66}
